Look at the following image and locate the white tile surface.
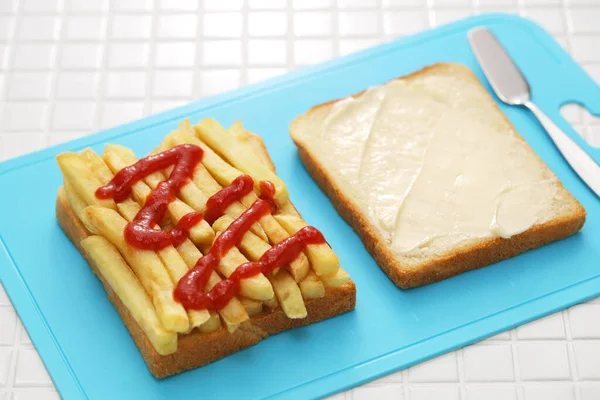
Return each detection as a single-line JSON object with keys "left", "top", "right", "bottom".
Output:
{"left": 156, "top": 15, "right": 198, "bottom": 39}
{"left": 580, "top": 383, "right": 600, "bottom": 400}
{"left": 2, "top": 1, "right": 600, "bottom": 398}
{"left": 409, "top": 385, "right": 460, "bottom": 400}
{"left": 56, "top": 72, "right": 99, "bottom": 99}
{"left": 463, "top": 344, "right": 515, "bottom": 382}
{"left": 0, "top": 308, "right": 17, "bottom": 346}
{"left": 52, "top": 102, "right": 96, "bottom": 130}
{"left": 572, "top": 341, "right": 600, "bottom": 380}
{"left": 14, "top": 350, "right": 52, "bottom": 387}
{"left": 408, "top": 353, "right": 458, "bottom": 382}
{"left": 106, "top": 71, "right": 146, "bottom": 98}
{"left": 516, "top": 313, "right": 566, "bottom": 339}
{"left": 522, "top": 383, "right": 575, "bottom": 400}
{"left": 7, "top": 73, "right": 52, "bottom": 100}
{"left": 100, "top": 102, "right": 145, "bottom": 129}
{"left": 11, "top": 390, "right": 60, "bottom": 400}
{"left": 518, "top": 343, "right": 571, "bottom": 381}
{"left": 65, "top": 16, "right": 107, "bottom": 41}
{"left": 569, "top": 304, "right": 600, "bottom": 338}
{"left": 0, "top": 350, "right": 12, "bottom": 387}
{"left": 248, "top": 12, "right": 288, "bottom": 37}
{"left": 61, "top": 44, "right": 103, "bottom": 69}
{"left": 107, "top": 43, "right": 149, "bottom": 68}
{"left": 465, "top": 384, "right": 518, "bottom": 400}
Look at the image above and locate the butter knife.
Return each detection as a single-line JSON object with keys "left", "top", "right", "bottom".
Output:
{"left": 468, "top": 27, "right": 600, "bottom": 198}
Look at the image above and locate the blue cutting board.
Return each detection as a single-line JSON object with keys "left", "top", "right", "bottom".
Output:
{"left": 1, "top": 14, "right": 599, "bottom": 400}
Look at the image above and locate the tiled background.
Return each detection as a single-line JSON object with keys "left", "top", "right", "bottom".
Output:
{"left": 0, "top": 0, "right": 599, "bottom": 399}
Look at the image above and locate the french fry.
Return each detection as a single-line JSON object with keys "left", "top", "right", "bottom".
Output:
{"left": 81, "top": 236, "right": 178, "bottom": 355}
{"left": 116, "top": 200, "right": 210, "bottom": 330}
{"left": 163, "top": 126, "right": 268, "bottom": 242}
{"left": 84, "top": 205, "right": 190, "bottom": 333}
{"left": 81, "top": 148, "right": 213, "bottom": 325}
{"left": 175, "top": 239, "right": 249, "bottom": 330}
{"left": 299, "top": 271, "right": 325, "bottom": 299}
{"left": 164, "top": 123, "right": 310, "bottom": 281}
{"left": 269, "top": 269, "right": 307, "bottom": 319}
{"left": 198, "top": 311, "right": 221, "bottom": 333}
{"left": 195, "top": 118, "right": 288, "bottom": 205}
{"left": 56, "top": 152, "right": 116, "bottom": 210}
{"left": 273, "top": 214, "right": 340, "bottom": 277}
{"left": 211, "top": 218, "right": 306, "bottom": 319}
{"left": 62, "top": 181, "right": 96, "bottom": 234}
{"left": 239, "top": 297, "right": 263, "bottom": 317}
{"left": 227, "top": 121, "right": 275, "bottom": 172}
{"left": 80, "top": 148, "right": 114, "bottom": 185}
{"left": 214, "top": 242, "right": 274, "bottom": 302}
{"left": 212, "top": 215, "right": 269, "bottom": 262}
{"left": 102, "top": 145, "right": 214, "bottom": 247}
{"left": 320, "top": 267, "right": 351, "bottom": 288}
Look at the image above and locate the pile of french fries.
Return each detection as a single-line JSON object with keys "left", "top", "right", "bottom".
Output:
{"left": 57, "top": 118, "right": 350, "bottom": 355}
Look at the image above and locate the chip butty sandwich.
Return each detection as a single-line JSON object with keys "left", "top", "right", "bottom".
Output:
{"left": 56, "top": 119, "right": 355, "bottom": 377}
{"left": 290, "top": 63, "right": 586, "bottom": 288}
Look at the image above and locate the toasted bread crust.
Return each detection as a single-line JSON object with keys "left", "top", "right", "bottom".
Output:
{"left": 290, "top": 63, "right": 586, "bottom": 289}
{"left": 57, "top": 146, "right": 355, "bottom": 380}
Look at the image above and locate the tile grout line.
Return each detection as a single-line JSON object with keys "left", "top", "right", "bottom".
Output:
{"left": 240, "top": 0, "right": 249, "bottom": 87}
{"left": 43, "top": 0, "right": 69, "bottom": 148}
{"left": 6, "top": 309, "right": 23, "bottom": 396}
{"left": 457, "top": 347, "right": 466, "bottom": 399}
{"left": 563, "top": 307, "right": 581, "bottom": 400}
{"left": 1, "top": 0, "right": 24, "bottom": 155}
{"left": 192, "top": 0, "right": 204, "bottom": 99}
{"left": 91, "top": 0, "right": 113, "bottom": 132}
{"left": 286, "top": 0, "right": 294, "bottom": 72}
{"left": 142, "top": 0, "right": 159, "bottom": 118}
{"left": 509, "top": 329, "right": 524, "bottom": 400}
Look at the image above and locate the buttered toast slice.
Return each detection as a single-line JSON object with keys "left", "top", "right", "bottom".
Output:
{"left": 290, "top": 63, "right": 586, "bottom": 289}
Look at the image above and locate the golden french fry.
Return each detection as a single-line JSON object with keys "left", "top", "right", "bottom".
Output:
{"left": 216, "top": 244, "right": 274, "bottom": 301}
{"left": 269, "top": 269, "right": 307, "bottom": 319}
{"left": 81, "top": 236, "right": 178, "bottom": 355}
{"left": 320, "top": 267, "right": 351, "bottom": 288}
{"left": 165, "top": 125, "right": 268, "bottom": 242}
{"left": 175, "top": 239, "right": 249, "bottom": 328}
{"left": 253, "top": 211, "right": 310, "bottom": 281}
{"left": 81, "top": 147, "right": 212, "bottom": 329}
{"left": 56, "top": 152, "right": 115, "bottom": 210}
{"left": 299, "top": 270, "right": 325, "bottom": 299}
{"left": 102, "top": 145, "right": 214, "bottom": 247}
{"left": 84, "top": 205, "right": 190, "bottom": 333}
{"left": 227, "top": 121, "right": 275, "bottom": 172}
{"left": 62, "top": 181, "right": 96, "bottom": 234}
{"left": 212, "top": 215, "right": 270, "bottom": 262}
{"left": 198, "top": 311, "right": 221, "bottom": 333}
{"left": 239, "top": 297, "right": 263, "bottom": 317}
{"left": 165, "top": 124, "right": 310, "bottom": 280}
{"left": 80, "top": 148, "right": 114, "bottom": 185}
{"left": 116, "top": 201, "right": 210, "bottom": 330}
{"left": 194, "top": 118, "right": 288, "bottom": 204}
{"left": 273, "top": 214, "right": 340, "bottom": 277}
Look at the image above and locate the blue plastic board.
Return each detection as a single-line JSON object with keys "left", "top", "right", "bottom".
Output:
{"left": 0, "top": 14, "right": 599, "bottom": 400}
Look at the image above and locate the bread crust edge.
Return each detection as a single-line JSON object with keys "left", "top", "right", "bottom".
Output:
{"left": 289, "top": 62, "right": 587, "bottom": 289}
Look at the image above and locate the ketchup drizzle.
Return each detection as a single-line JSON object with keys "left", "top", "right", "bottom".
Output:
{"left": 95, "top": 144, "right": 328, "bottom": 311}
{"left": 204, "top": 174, "right": 254, "bottom": 224}
{"left": 96, "top": 144, "right": 204, "bottom": 250}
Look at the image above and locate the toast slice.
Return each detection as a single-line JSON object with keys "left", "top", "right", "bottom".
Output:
{"left": 56, "top": 119, "right": 355, "bottom": 378}
{"left": 290, "top": 63, "right": 586, "bottom": 289}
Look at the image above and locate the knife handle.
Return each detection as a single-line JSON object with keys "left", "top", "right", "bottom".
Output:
{"left": 525, "top": 101, "right": 600, "bottom": 197}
